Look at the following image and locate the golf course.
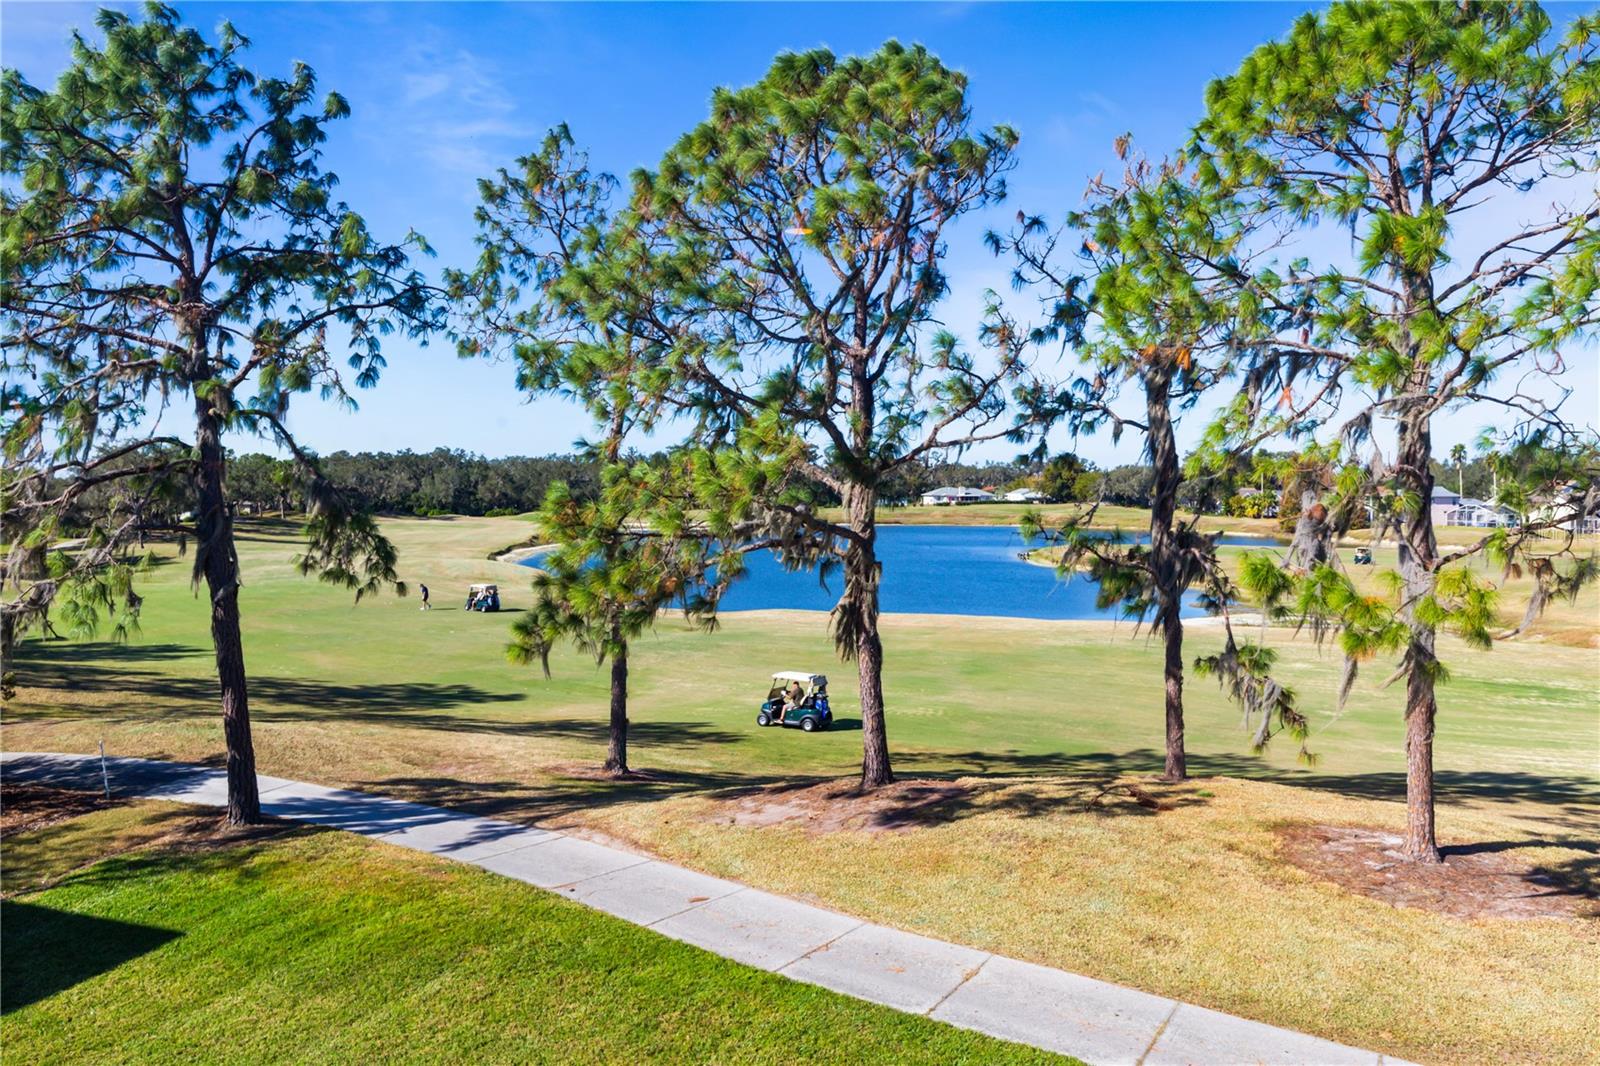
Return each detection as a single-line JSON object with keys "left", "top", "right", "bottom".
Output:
{"left": 5, "top": 513, "right": 1596, "bottom": 1065}
{"left": 8, "top": 1, "right": 1600, "bottom": 1062}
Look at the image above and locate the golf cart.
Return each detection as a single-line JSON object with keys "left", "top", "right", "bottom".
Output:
{"left": 757, "top": 671, "right": 832, "bottom": 732}
{"left": 1352, "top": 546, "right": 1374, "bottom": 565}
{"left": 466, "top": 583, "right": 501, "bottom": 612}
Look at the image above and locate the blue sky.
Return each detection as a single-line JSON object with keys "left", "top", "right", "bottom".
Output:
{"left": 4, "top": 2, "right": 1595, "bottom": 467}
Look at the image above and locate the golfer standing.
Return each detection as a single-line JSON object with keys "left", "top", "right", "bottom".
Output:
{"left": 419, "top": 583, "right": 431, "bottom": 611}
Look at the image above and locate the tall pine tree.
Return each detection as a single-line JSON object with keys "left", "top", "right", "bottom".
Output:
{"left": 2, "top": 4, "right": 439, "bottom": 821}
{"left": 1194, "top": 0, "right": 1599, "bottom": 861}
{"left": 627, "top": 42, "right": 1034, "bottom": 789}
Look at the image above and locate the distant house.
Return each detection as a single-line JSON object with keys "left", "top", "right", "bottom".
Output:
{"left": 1526, "top": 484, "right": 1600, "bottom": 534}
{"left": 1443, "top": 496, "right": 1518, "bottom": 528}
{"left": 920, "top": 486, "right": 995, "bottom": 506}
{"left": 1002, "top": 488, "right": 1047, "bottom": 503}
{"left": 1428, "top": 485, "right": 1463, "bottom": 527}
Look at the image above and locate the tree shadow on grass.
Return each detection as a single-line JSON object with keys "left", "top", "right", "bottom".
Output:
{"left": 14, "top": 643, "right": 1595, "bottom": 833}
{"left": 0, "top": 900, "right": 180, "bottom": 1013}
{"left": 893, "top": 747, "right": 1600, "bottom": 830}
{"left": 12, "top": 641, "right": 201, "bottom": 666}
{"left": 702, "top": 756, "right": 1212, "bottom": 829}
{"left": 1439, "top": 838, "right": 1600, "bottom": 900}
{"left": 9, "top": 646, "right": 523, "bottom": 718}
{"left": 11, "top": 643, "right": 750, "bottom": 750}
{"left": 363, "top": 750, "right": 1214, "bottom": 832}
{"left": 361, "top": 767, "right": 798, "bottom": 826}
{"left": 1534, "top": 851, "right": 1600, "bottom": 900}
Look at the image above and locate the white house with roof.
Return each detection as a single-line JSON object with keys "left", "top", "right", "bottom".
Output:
{"left": 1431, "top": 485, "right": 1517, "bottom": 527}
{"left": 1525, "top": 484, "right": 1600, "bottom": 534}
{"left": 920, "top": 486, "right": 994, "bottom": 506}
{"left": 1002, "top": 487, "right": 1047, "bottom": 503}
{"left": 1445, "top": 499, "right": 1518, "bottom": 527}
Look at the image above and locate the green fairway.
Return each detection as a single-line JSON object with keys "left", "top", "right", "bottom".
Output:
{"left": 8, "top": 516, "right": 1595, "bottom": 823}
{"left": 0, "top": 800, "right": 1062, "bottom": 1064}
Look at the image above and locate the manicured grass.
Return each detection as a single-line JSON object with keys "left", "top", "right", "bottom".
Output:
{"left": 593, "top": 775, "right": 1598, "bottom": 1066}
{"left": 2, "top": 802, "right": 1065, "bottom": 1064}
{"left": 7, "top": 515, "right": 1596, "bottom": 1065}
{"left": 9, "top": 519, "right": 1593, "bottom": 822}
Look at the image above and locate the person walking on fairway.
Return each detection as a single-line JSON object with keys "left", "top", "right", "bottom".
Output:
{"left": 419, "top": 583, "right": 431, "bottom": 611}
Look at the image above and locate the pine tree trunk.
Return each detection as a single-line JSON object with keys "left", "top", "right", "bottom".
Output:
{"left": 194, "top": 391, "right": 261, "bottom": 825}
{"left": 1396, "top": 409, "right": 1441, "bottom": 863}
{"left": 604, "top": 639, "right": 629, "bottom": 776}
{"left": 1160, "top": 608, "right": 1185, "bottom": 781}
{"left": 847, "top": 483, "right": 893, "bottom": 790}
{"left": 1146, "top": 368, "right": 1186, "bottom": 782}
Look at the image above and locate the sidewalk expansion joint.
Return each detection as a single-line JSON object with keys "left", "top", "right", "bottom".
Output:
{"left": 645, "top": 886, "right": 750, "bottom": 928}
{"left": 549, "top": 856, "right": 654, "bottom": 891}
{"left": 1135, "top": 1001, "right": 1181, "bottom": 1066}
{"left": 923, "top": 954, "right": 992, "bottom": 1016}
{"left": 774, "top": 920, "right": 866, "bottom": 973}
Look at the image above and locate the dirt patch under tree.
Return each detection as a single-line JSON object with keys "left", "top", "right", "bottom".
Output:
{"left": 0, "top": 783, "right": 119, "bottom": 838}
{"left": 713, "top": 778, "right": 975, "bottom": 835}
{"left": 1279, "top": 824, "right": 1596, "bottom": 921}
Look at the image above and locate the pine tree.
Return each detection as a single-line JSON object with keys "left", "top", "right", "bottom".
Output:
{"left": 1194, "top": 1, "right": 1599, "bottom": 861}
{"left": 454, "top": 127, "right": 749, "bottom": 775}
{"left": 998, "top": 143, "right": 1307, "bottom": 778}
{"left": 2, "top": 4, "right": 439, "bottom": 822}
{"left": 625, "top": 42, "right": 1031, "bottom": 789}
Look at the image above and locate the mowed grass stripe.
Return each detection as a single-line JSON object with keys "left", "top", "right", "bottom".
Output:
{"left": 2, "top": 803, "right": 1067, "bottom": 1065}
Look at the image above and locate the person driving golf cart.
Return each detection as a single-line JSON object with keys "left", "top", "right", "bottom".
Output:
{"left": 756, "top": 671, "right": 832, "bottom": 732}
{"left": 466, "top": 583, "right": 501, "bottom": 612}
{"left": 1352, "top": 546, "right": 1373, "bottom": 565}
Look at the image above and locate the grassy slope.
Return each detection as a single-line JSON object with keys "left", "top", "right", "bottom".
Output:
{"left": 6, "top": 515, "right": 1597, "bottom": 1064}
{"left": 2, "top": 802, "right": 1063, "bottom": 1064}
{"left": 597, "top": 775, "right": 1597, "bottom": 1066}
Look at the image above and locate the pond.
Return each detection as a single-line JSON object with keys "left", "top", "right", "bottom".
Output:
{"left": 520, "top": 524, "right": 1281, "bottom": 622}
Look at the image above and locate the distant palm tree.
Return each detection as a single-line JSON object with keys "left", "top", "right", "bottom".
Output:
{"left": 1449, "top": 444, "right": 1468, "bottom": 495}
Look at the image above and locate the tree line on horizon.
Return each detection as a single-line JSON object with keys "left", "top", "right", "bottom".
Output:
{"left": 213, "top": 448, "right": 1228, "bottom": 518}
{"left": 24, "top": 440, "right": 1514, "bottom": 534}
{"left": 4, "top": 2, "right": 1597, "bottom": 865}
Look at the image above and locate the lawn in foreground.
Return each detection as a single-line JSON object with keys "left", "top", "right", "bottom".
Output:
{"left": 1, "top": 800, "right": 1063, "bottom": 1065}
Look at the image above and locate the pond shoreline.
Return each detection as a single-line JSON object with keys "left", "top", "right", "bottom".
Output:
{"left": 494, "top": 542, "right": 557, "bottom": 565}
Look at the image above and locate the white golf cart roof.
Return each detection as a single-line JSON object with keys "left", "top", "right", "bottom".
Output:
{"left": 771, "top": 671, "right": 827, "bottom": 685}
{"left": 470, "top": 583, "right": 499, "bottom": 593}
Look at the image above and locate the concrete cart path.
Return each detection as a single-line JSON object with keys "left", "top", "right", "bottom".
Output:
{"left": 3, "top": 752, "right": 1413, "bottom": 1066}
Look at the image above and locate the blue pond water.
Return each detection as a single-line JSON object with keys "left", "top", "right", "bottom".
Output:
{"left": 521, "top": 524, "right": 1278, "bottom": 622}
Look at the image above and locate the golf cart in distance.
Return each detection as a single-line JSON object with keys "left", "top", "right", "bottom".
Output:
{"left": 466, "top": 583, "right": 501, "bottom": 612}
{"left": 757, "top": 672, "right": 832, "bottom": 732}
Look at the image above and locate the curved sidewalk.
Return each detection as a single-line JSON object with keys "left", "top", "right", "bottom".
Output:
{"left": 2, "top": 752, "right": 1410, "bottom": 1066}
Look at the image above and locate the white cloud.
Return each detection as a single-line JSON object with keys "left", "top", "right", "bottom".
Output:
{"left": 362, "top": 38, "right": 536, "bottom": 182}
{"left": 402, "top": 71, "right": 453, "bottom": 105}
{"left": 1040, "top": 91, "right": 1126, "bottom": 152}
